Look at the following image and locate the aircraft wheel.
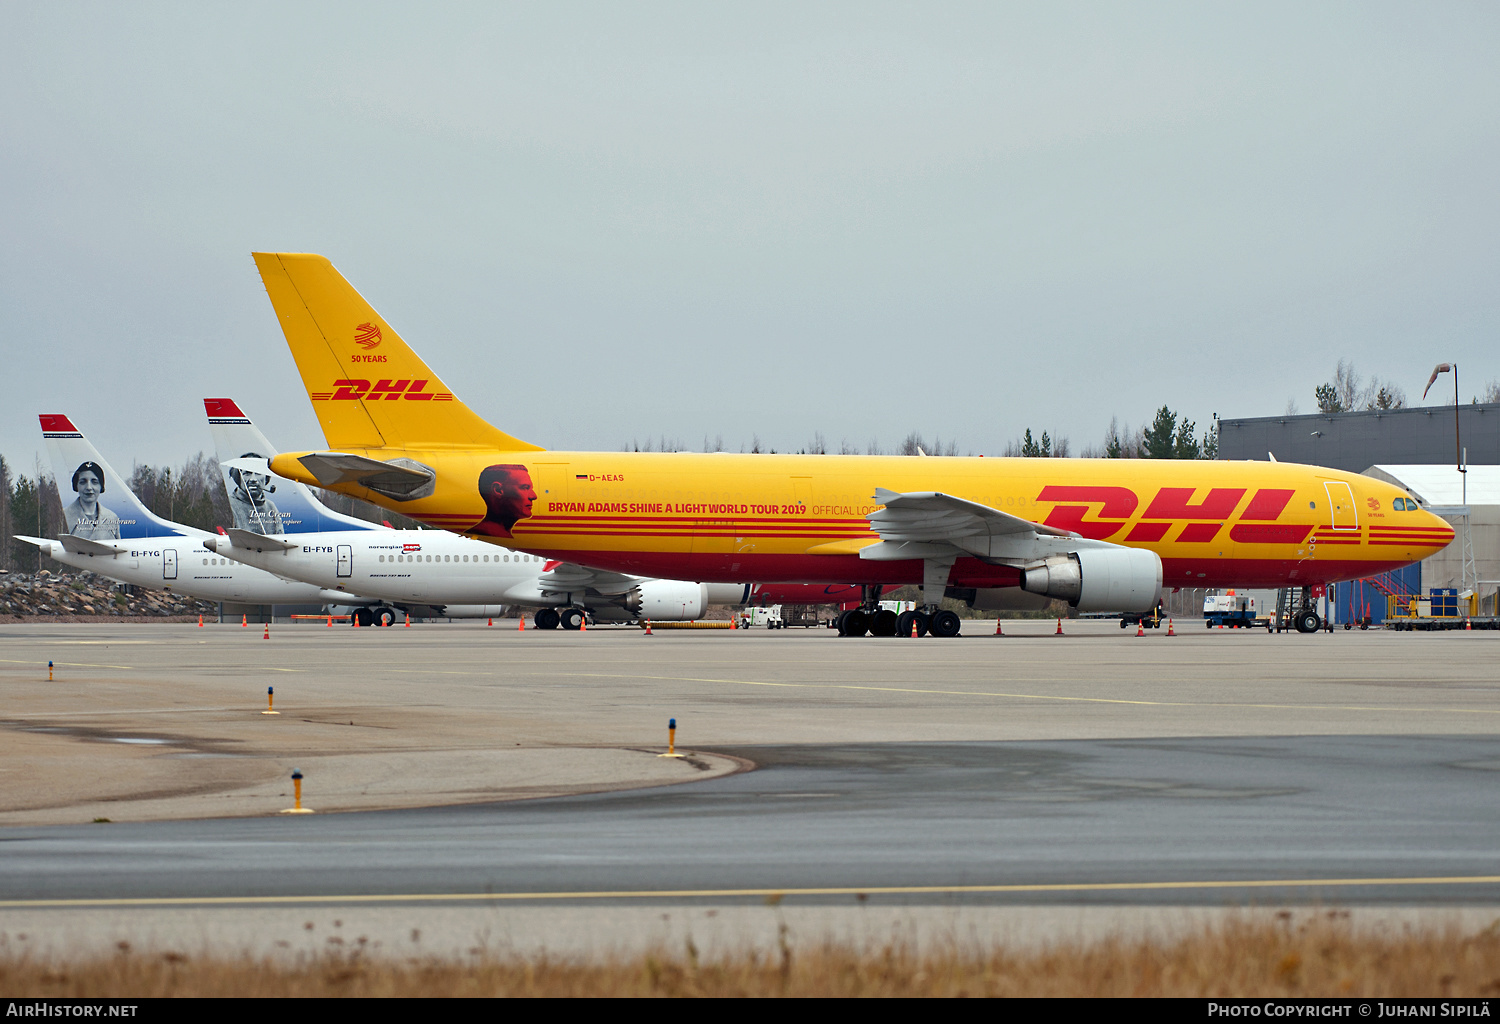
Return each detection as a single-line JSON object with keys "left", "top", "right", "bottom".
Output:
{"left": 534, "top": 608, "right": 561, "bottom": 630}
{"left": 1294, "top": 610, "right": 1321, "bottom": 634}
{"left": 376, "top": 608, "right": 396, "bottom": 628}
{"left": 868, "top": 609, "right": 898, "bottom": 637}
{"left": 560, "top": 608, "right": 585, "bottom": 631}
{"left": 930, "top": 610, "right": 962, "bottom": 637}
{"left": 841, "top": 609, "right": 869, "bottom": 637}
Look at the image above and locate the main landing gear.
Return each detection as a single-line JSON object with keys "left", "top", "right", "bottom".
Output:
{"left": 531, "top": 607, "right": 587, "bottom": 630}
{"left": 351, "top": 606, "right": 397, "bottom": 627}
{"left": 836, "top": 583, "right": 962, "bottom": 638}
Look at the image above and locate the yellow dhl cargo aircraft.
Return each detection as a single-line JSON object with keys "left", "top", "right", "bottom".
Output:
{"left": 252, "top": 252, "right": 1454, "bottom": 637}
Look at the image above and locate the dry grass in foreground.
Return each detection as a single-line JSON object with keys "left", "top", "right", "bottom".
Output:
{"left": 4, "top": 913, "right": 1500, "bottom": 997}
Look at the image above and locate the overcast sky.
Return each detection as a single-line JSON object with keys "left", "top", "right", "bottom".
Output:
{"left": 3, "top": 2, "right": 1498, "bottom": 476}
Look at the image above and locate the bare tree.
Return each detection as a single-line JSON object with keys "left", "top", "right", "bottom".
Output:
{"left": 1481, "top": 379, "right": 1500, "bottom": 404}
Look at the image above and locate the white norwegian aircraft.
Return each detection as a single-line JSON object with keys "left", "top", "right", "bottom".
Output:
{"left": 18, "top": 414, "right": 379, "bottom": 609}
{"left": 200, "top": 399, "right": 756, "bottom": 627}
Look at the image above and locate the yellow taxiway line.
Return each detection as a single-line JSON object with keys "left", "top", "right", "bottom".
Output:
{"left": 5, "top": 875, "right": 1500, "bottom": 910}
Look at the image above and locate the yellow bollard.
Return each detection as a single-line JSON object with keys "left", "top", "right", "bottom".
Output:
{"left": 658, "top": 717, "right": 685, "bottom": 758}
{"left": 262, "top": 685, "right": 279, "bottom": 715}
{"left": 279, "top": 769, "right": 314, "bottom": 814}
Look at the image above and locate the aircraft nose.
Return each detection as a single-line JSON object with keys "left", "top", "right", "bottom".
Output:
{"left": 1422, "top": 509, "right": 1457, "bottom": 551}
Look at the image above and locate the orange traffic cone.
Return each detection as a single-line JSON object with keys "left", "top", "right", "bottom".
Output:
{"left": 580, "top": 615, "right": 587, "bottom": 631}
{"left": 1167, "top": 619, "right": 1176, "bottom": 636}
{"left": 1466, "top": 617, "right": 1472, "bottom": 631}
{"left": 518, "top": 616, "right": 525, "bottom": 631}
{"left": 262, "top": 621, "right": 270, "bottom": 640}
{"left": 326, "top": 614, "right": 332, "bottom": 627}
{"left": 404, "top": 613, "right": 411, "bottom": 627}
{"left": 487, "top": 617, "right": 493, "bottom": 626}
{"left": 197, "top": 614, "right": 203, "bottom": 627}
{"left": 1055, "top": 618, "right": 1064, "bottom": 635}
{"left": 644, "top": 619, "right": 654, "bottom": 635}
{"left": 241, "top": 614, "right": 247, "bottom": 628}
{"left": 993, "top": 619, "right": 1003, "bottom": 636}
{"left": 911, "top": 617, "right": 918, "bottom": 638}
{"left": 1136, "top": 621, "right": 1145, "bottom": 637}
{"left": 352, "top": 614, "right": 360, "bottom": 628}
{"left": 730, "top": 617, "right": 737, "bottom": 629}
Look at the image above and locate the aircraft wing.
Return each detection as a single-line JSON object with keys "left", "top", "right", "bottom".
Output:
{"left": 537, "top": 563, "right": 641, "bottom": 597}
{"left": 862, "top": 487, "right": 1079, "bottom": 562}
{"left": 293, "top": 452, "right": 436, "bottom": 501}
{"left": 54, "top": 534, "right": 125, "bottom": 557}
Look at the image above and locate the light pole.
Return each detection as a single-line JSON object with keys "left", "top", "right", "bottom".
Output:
{"left": 1423, "top": 362, "right": 1474, "bottom": 598}
{"left": 1422, "top": 362, "right": 1464, "bottom": 496}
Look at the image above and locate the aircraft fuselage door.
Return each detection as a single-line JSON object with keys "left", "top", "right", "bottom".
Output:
{"left": 336, "top": 544, "right": 353, "bottom": 578}
{"left": 163, "top": 548, "right": 177, "bottom": 579}
{"left": 1324, "top": 481, "right": 1357, "bottom": 530}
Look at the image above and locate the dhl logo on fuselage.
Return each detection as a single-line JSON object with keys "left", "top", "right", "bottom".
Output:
{"left": 309, "top": 379, "right": 454, "bottom": 402}
{"left": 1039, "top": 485, "right": 1319, "bottom": 545}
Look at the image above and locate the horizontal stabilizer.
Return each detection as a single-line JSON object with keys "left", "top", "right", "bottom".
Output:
{"left": 295, "top": 452, "right": 436, "bottom": 502}
{"left": 226, "top": 528, "right": 301, "bottom": 551}
{"left": 56, "top": 534, "right": 123, "bottom": 556}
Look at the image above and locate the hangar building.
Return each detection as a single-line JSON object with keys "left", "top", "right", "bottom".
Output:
{"left": 1218, "top": 403, "right": 1499, "bottom": 473}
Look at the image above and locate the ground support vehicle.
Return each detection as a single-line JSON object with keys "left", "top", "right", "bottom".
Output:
{"left": 1202, "top": 591, "right": 1267, "bottom": 630}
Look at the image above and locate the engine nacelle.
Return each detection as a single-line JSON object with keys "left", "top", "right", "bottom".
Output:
{"left": 627, "top": 580, "right": 708, "bottom": 621}
{"left": 1020, "top": 548, "right": 1162, "bottom": 612}
{"left": 957, "top": 587, "right": 1054, "bottom": 612}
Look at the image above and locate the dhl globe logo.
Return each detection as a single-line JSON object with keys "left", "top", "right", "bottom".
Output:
{"left": 354, "top": 323, "right": 382, "bottom": 350}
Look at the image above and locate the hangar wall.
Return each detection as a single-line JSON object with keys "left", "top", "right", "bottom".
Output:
{"left": 1218, "top": 403, "right": 1500, "bottom": 473}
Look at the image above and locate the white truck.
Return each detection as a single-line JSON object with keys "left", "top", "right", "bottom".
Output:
{"left": 1202, "top": 590, "right": 1265, "bottom": 629}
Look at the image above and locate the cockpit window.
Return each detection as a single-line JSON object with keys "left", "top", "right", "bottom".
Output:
{"left": 1393, "top": 498, "right": 1405, "bottom": 511}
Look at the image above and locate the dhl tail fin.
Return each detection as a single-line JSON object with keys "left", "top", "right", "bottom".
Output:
{"left": 252, "top": 253, "right": 543, "bottom": 453}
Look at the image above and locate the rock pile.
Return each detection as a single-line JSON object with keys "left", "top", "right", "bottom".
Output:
{"left": 0, "top": 569, "right": 215, "bottom": 620}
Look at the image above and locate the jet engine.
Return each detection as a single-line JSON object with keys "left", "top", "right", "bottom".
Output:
{"left": 1020, "top": 547, "right": 1162, "bottom": 612}
{"left": 623, "top": 580, "right": 708, "bottom": 621}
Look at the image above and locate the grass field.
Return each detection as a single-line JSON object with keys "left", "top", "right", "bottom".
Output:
{"left": 4, "top": 912, "right": 1499, "bottom": 997}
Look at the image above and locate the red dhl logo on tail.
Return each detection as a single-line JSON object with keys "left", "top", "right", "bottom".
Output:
{"left": 354, "top": 323, "right": 382, "bottom": 349}
{"left": 1036, "top": 485, "right": 1311, "bottom": 545}
{"left": 308, "top": 379, "right": 454, "bottom": 402}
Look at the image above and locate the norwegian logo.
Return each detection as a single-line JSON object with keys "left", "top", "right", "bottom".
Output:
{"left": 354, "top": 323, "right": 382, "bottom": 350}
{"left": 402, "top": 543, "right": 422, "bottom": 553}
